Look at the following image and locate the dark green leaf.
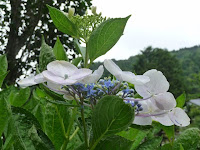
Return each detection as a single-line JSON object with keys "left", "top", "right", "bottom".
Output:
{"left": 180, "top": 144, "right": 184, "bottom": 150}
{"left": 0, "top": 72, "right": 8, "bottom": 88}
{"left": 0, "top": 94, "right": 9, "bottom": 136}
{"left": 39, "top": 37, "right": 56, "bottom": 72}
{"left": 95, "top": 136, "right": 133, "bottom": 150}
{"left": 130, "top": 131, "right": 148, "bottom": 150}
{"left": 92, "top": 95, "right": 134, "bottom": 148}
{"left": 161, "top": 125, "right": 174, "bottom": 141}
{"left": 9, "top": 87, "right": 30, "bottom": 107}
{"left": 137, "top": 136, "right": 162, "bottom": 150}
{"left": 176, "top": 92, "right": 186, "bottom": 108}
{"left": 53, "top": 37, "right": 68, "bottom": 61}
{"left": 117, "top": 128, "right": 139, "bottom": 141}
{"left": 47, "top": 5, "right": 79, "bottom": 38}
{"left": 45, "top": 103, "right": 70, "bottom": 150}
{"left": 173, "top": 128, "right": 200, "bottom": 150}
{"left": 87, "top": 16, "right": 131, "bottom": 62}
{"left": 0, "top": 54, "right": 8, "bottom": 75}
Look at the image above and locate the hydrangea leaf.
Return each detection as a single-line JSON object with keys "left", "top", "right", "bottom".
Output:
{"left": 39, "top": 37, "right": 56, "bottom": 72}
{"left": 137, "top": 136, "right": 162, "bottom": 150}
{"left": 47, "top": 5, "right": 79, "bottom": 38}
{"left": 95, "top": 136, "right": 133, "bottom": 150}
{"left": 87, "top": 16, "right": 131, "bottom": 62}
{"left": 53, "top": 37, "right": 68, "bottom": 61}
{"left": 176, "top": 92, "right": 186, "bottom": 108}
{"left": 91, "top": 95, "right": 134, "bottom": 149}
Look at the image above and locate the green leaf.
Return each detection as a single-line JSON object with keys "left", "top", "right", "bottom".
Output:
{"left": 180, "top": 144, "right": 184, "bottom": 150}
{"left": 95, "top": 136, "right": 133, "bottom": 150}
{"left": 117, "top": 128, "right": 140, "bottom": 141}
{"left": 91, "top": 95, "right": 134, "bottom": 149}
{"left": 45, "top": 103, "right": 70, "bottom": 150}
{"left": 161, "top": 125, "right": 174, "bottom": 141}
{"left": 9, "top": 87, "right": 30, "bottom": 107}
{"left": 39, "top": 37, "right": 56, "bottom": 72}
{"left": 87, "top": 16, "right": 131, "bottom": 62}
{"left": 0, "top": 71, "right": 8, "bottom": 88}
{"left": 0, "top": 54, "right": 8, "bottom": 75}
{"left": 173, "top": 128, "right": 200, "bottom": 150}
{"left": 47, "top": 5, "right": 79, "bottom": 38}
{"left": 137, "top": 136, "right": 162, "bottom": 150}
{"left": 130, "top": 131, "right": 148, "bottom": 150}
{"left": 9, "top": 107, "right": 55, "bottom": 150}
{"left": 72, "top": 57, "right": 82, "bottom": 66}
{"left": 176, "top": 92, "right": 186, "bottom": 108}
{"left": 0, "top": 93, "right": 9, "bottom": 136}
{"left": 53, "top": 37, "right": 68, "bottom": 61}
{"left": 74, "top": 39, "right": 86, "bottom": 62}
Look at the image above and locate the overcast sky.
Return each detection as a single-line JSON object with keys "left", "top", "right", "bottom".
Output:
{"left": 92, "top": 0, "right": 200, "bottom": 61}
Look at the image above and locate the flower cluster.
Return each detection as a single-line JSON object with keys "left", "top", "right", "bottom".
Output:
{"left": 18, "top": 59, "right": 190, "bottom": 127}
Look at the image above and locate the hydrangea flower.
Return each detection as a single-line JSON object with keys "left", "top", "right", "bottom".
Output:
{"left": 134, "top": 69, "right": 176, "bottom": 110}
{"left": 103, "top": 59, "right": 150, "bottom": 85}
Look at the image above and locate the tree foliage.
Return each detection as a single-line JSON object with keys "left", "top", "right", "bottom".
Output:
{"left": 0, "top": 0, "right": 92, "bottom": 84}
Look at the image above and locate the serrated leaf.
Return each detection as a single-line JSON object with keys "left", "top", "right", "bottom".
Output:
{"left": 44, "top": 103, "right": 70, "bottom": 150}
{"left": 137, "top": 136, "right": 162, "bottom": 150}
{"left": 47, "top": 5, "right": 79, "bottom": 38}
{"left": 173, "top": 128, "right": 200, "bottom": 150}
{"left": 0, "top": 93, "right": 9, "bottom": 136}
{"left": 176, "top": 92, "right": 186, "bottom": 108}
{"left": 87, "top": 16, "right": 130, "bottom": 62}
{"left": 39, "top": 37, "right": 56, "bottom": 72}
{"left": 9, "top": 107, "right": 55, "bottom": 150}
{"left": 53, "top": 37, "right": 68, "bottom": 61}
{"left": 117, "top": 128, "right": 139, "bottom": 141}
{"left": 95, "top": 136, "right": 133, "bottom": 150}
{"left": 91, "top": 96, "right": 134, "bottom": 148}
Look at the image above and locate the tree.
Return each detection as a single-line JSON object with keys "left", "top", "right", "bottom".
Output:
{"left": 133, "top": 46, "right": 185, "bottom": 97}
{"left": 0, "top": 0, "right": 92, "bottom": 85}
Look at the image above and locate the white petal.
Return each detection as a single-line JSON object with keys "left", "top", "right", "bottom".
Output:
{"left": 18, "top": 76, "right": 38, "bottom": 88}
{"left": 69, "top": 68, "right": 92, "bottom": 80}
{"left": 104, "top": 59, "right": 123, "bottom": 80}
{"left": 169, "top": 107, "right": 190, "bottom": 127}
{"left": 135, "top": 85, "right": 152, "bottom": 98}
{"left": 133, "top": 116, "right": 152, "bottom": 125}
{"left": 152, "top": 114, "right": 174, "bottom": 126}
{"left": 153, "top": 92, "right": 176, "bottom": 110}
{"left": 144, "top": 69, "right": 169, "bottom": 94}
{"left": 47, "top": 81, "right": 65, "bottom": 94}
{"left": 121, "top": 71, "right": 150, "bottom": 85}
{"left": 43, "top": 70, "right": 77, "bottom": 85}
{"left": 80, "top": 65, "right": 104, "bottom": 84}
{"left": 47, "top": 60, "right": 78, "bottom": 78}
{"left": 18, "top": 73, "right": 45, "bottom": 88}
{"left": 34, "top": 73, "right": 46, "bottom": 83}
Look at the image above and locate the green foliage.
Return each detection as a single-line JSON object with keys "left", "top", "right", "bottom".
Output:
{"left": 95, "top": 135, "right": 133, "bottom": 150}
{"left": 91, "top": 95, "right": 134, "bottom": 149}
{"left": 53, "top": 37, "right": 68, "bottom": 61}
{"left": 172, "top": 128, "right": 200, "bottom": 150}
{"left": 0, "top": 55, "right": 8, "bottom": 87}
{"left": 72, "top": 57, "right": 83, "bottom": 66}
{"left": 0, "top": 93, "right": 9, "bottom": 136}
{"left": 39, "top": 37, "right": 56, "bottom": 72}
{"left": 136, "top": 136, "right": 162, "bottom": 150}
{"left": 9, "top": 87, "right": 31, "bottom": 107}
{"left": 47, "top": 5, "right": 79, "bottom": 38}
{"left": 74, "top": 39, "right": 86, "bottom": 62}
{"left": 176, "top": 92, "right": 186, "bottom": 108}
{"left": 87, "top": 16, "right": 131, "bottom": 62}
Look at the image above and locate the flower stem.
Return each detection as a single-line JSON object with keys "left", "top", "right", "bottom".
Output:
{"left": 80, "top": 103, "right": 89, "bottom": 149}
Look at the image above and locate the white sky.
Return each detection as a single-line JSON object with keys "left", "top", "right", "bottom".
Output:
{"left": 92, "top": 0, "right": 200, "bottom": 61}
